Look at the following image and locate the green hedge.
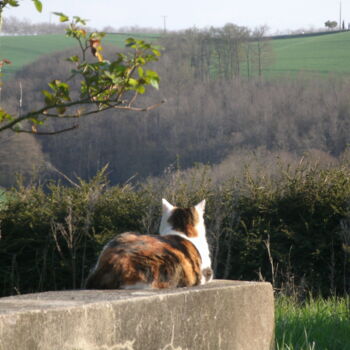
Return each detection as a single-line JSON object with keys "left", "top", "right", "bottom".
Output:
{"left": 1, "top": 164, "right": 350, "bottom": 296}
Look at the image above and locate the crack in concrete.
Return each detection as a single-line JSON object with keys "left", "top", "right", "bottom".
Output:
{"left": 160, "top": 325, "right": 186, "bottom": 350}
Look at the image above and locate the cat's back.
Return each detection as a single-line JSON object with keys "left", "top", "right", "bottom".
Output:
{"left": 85, "top": 232, "right": 202, "bottom": 289}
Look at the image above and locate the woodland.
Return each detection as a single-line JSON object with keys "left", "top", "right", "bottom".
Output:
{"left": 1, "top": 26, "right": 350, "bottom": 186}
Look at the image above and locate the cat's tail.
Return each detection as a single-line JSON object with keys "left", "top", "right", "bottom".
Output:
{"left": 85, "top": 270, "right": 100, "bottom": 289}
{"left": 85, "top": 267, "right": 121, "bottom": 289}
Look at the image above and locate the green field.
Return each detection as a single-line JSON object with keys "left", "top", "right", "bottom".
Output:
{"left": 266, "top": 31, "right": 350, "bottom": 77}
{"left": 0, "top": 34, "right": 76, "bottom": 76}
{"left": 0, "top": 32, "right": 157, "bottom": 78}
{"left": 276, "top": 296, "right": 350, "bottom": 349}
{"left": 1, "top": 31, "right": 350, "bottom": 78}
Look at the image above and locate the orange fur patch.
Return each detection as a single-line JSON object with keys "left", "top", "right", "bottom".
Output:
{"left": 85, "top": 232, "right": 202, "bottom": 289}
{"left": 168, "top": 207, "right": 199, "bottom": 238}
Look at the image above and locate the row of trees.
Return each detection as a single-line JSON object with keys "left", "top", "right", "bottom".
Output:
{"left": 1, "top": 16, "right": 67, "bottom": 34}
{"left": 162, "top": 24, "right": 273, "bottom": 80}
{"left": 1, "top": 16, "right": 163, "bottom": 35}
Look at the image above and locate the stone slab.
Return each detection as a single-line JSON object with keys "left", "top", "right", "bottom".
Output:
{"left": 0, "top": 280, "right": 274, "bottom": 350}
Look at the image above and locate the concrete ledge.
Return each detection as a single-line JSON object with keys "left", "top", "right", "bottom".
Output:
{"left": 0, "top": 280, "right": 274, "bottom": 350}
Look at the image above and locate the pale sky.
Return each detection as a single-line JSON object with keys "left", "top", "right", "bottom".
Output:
{"left": 5, "top": 0, "right": 348, "bottom": 34}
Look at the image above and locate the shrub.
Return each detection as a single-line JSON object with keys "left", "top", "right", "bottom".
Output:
{"left": 1, "top": 162, "right": 350, "bottom": 296}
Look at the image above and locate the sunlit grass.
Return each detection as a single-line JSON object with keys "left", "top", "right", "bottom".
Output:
{"left": 275, "top": 295, "right": 350, "bottom": 350}
{"left": 266, "top": 31, "right": 350, "bottom": 77}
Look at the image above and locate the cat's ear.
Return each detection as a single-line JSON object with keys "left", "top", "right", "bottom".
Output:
{"left": 162, "top": 198, "right": 174, "bottom": 212}
{"left": 195, "top": 199, "right": 206, "bottom": 214}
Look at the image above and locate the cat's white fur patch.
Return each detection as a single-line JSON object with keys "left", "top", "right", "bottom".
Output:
{"left": 159, "top": 198, "right": 174, "bottom": 235}
{"left": 160, "top": 198, "right": 212, "bottom": 284}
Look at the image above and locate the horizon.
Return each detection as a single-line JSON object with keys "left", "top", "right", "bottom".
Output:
{"left": 3, "top": 0, "right": 349, "bottom": 35}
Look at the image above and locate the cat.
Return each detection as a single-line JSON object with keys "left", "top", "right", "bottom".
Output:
{"left": 85, "top": 199, "right": 213, "bottom": 289}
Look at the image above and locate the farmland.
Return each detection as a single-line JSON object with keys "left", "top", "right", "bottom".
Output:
{"left": 266, "top": 31, "right": 350, "bottom": 77}
{"left": 1, "top": 31, "right": 350, "bottom": 79}
{"left": 0, "top": 32, "right": 157, "bottom": 79}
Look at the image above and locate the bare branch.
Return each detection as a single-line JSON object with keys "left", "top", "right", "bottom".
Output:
{"left": 14, "top": 124, "right": 79, "bottom": 135}
{"left": 112, "top": 99, "right": 166, "bottom": 112}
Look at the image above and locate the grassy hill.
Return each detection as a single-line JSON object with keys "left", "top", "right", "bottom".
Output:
{"left": 265, "top": 31, "right": 350, "bottom": 77}
{"left": 0, "top": 32, "right": 157, "bottom": 79}
{"left": 1, "top": 31, "right": 350, "bottom": 79}
{"left": 0, "top": 34, "right": 75, "bottom": 76}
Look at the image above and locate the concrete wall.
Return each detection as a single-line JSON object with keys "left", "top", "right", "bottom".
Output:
{"left": 0, "top": 280, "right": 274, "bottom": 350}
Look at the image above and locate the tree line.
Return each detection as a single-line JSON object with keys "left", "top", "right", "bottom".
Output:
{"left": 2, "top": 16, "right": 67, "bottom": 34}
{"left": 161, "top": 24, "right": 272, "bottom": 79}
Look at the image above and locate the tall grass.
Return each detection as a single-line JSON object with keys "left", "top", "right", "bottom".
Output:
{"left": 275, "top": 296, "right": 350, "bottom": 350}
{"left": 0, "top": 188, "right": 6, "bottom": 209}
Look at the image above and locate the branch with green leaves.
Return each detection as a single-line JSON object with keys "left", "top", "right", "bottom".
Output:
{"left": 0, "top": 8, "right": 163, "bottom": 135}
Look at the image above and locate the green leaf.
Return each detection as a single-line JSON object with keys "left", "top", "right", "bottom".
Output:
{"left": 8, "top": 0, "right": 19, "bottom": 7}
{"left": 73, "top": 16, "right": 87, "bottom": 25}
{"left": 29, "top": 118, "right": 44, "bottom": 125}
{"left": 128, "top": 78, "right": 138, "bottom": 87}
{"left": 152, "top": 49, "right": 161, "bottom": 57}
{"left": 137, "top": 67, "right": 144, "bottom": 77}
{"left": 125, "top": 38, "right": 137, "bottom": 47}
{"left": 32, "top": 0, "right": 42, "bottom": 12}
{"left": 136, "top": 57, "right": 146, "bottom": 65}
{"left": 136, "top": 85, "right": 146, "bottom": 94}
{"left": 42, "top": 90, "right": 55, "bottom": 105}
{"left": 53, "top": 12, "right": 69, "bottom": 22}
{"left": 145, "top": 70, "right": 159, "bottom": 79}
{"left": 150, "top": 78, "right": 159, "bottom": 89}
{"left": 67, "top": 55, "right": 80, "bottom": 63}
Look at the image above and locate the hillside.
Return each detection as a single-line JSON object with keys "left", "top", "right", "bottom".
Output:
{"left": 0, "top": 32, "right": 157, "bottom": 79}
{"left": 266, "top": 31, "right": 350, "bottom": 77}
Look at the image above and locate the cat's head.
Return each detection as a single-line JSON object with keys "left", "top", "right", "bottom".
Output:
{"left": 159, "top": 199, "right": 206, "bottom": 238}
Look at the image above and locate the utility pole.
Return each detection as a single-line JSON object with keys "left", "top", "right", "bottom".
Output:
{"left": 162, "top": 15, "right": 167, "bottom": 33}
{"left": 339, "top": 1, "right": 342, "bottom": 30}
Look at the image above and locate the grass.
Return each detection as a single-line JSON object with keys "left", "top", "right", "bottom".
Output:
{"left": 266, "top": 31, "right": 350, "bottom": 77}
{"left": 0, "top": 34, "right": 76, "bottom": 77}
{"left": 0, "top": 188, "right": 6, "bottom": 209}
{"left": 0, "top": 32, "right": 159, "bottom": 79}
{"left": 275, "top": 295, "right": 350, "bottom": 350}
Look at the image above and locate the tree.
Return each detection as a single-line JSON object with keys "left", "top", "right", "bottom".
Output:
{"left": 325, "top": 20, "right": 338, "bottom": 30}
{"left": 252, "top": 25, "right": 274, "bottom": 77}
{"left": 0, "top": 0, "right": 163, "bottom": 135}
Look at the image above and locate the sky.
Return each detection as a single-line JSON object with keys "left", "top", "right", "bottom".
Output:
{"left": 5, "top": 0, "right": 348, "bottom": 34}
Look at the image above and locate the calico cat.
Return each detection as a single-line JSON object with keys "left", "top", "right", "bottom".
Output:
{"left": 85, "top": 199, "right": 213, "bottom": 289}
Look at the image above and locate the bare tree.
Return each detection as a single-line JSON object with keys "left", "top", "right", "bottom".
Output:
{"left": 252, "top": 25, "right": 274, "bottom": 77}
